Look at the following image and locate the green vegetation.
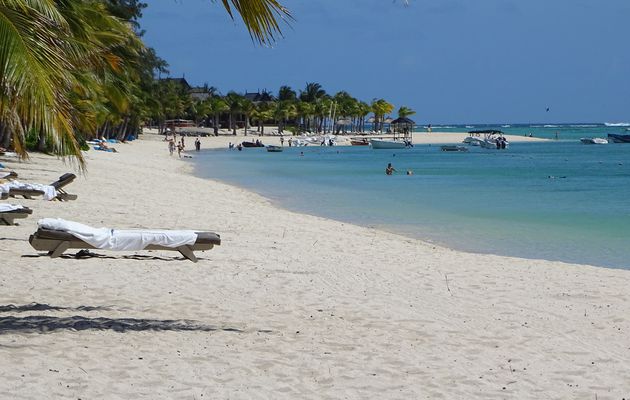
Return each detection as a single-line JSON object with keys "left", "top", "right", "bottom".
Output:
{"left": 0, "top": 0, "right": 409, "bottom": 166}
{"left": 166, "top": 82, "right": 406, "bottom": 136}
{"left": 0, "top": 0, "right": 291, "bottom": 167}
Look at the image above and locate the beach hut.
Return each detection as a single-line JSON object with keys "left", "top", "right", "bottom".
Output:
{"left": 390, "top": 117, "right": 415, "bottom": 140}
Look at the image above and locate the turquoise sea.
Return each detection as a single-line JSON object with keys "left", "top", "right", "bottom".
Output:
{"left": 192, "top": 124, "right": 630, "bottom": 269}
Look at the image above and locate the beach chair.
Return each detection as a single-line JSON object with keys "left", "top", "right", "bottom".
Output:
{"left": 0, "top": 170, "right": 18, "bottom": 180}
{"left": 0, "top": 205, "right": 33, "bottom": 225}
{"left": 0, "top": 192, "right": 8, "bottom": 200}
{"left": 50, "top": 173, "right": 77, "bottom": 201}
{"left": 29, "top": 219, "right": 221, "bottom": 263}
{"left": 9, "top": 173, "right": 77, "bottom": 201}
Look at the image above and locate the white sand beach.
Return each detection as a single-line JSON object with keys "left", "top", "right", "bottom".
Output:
{"left": 1, "top": 134, "right": 628, "bottom": 399}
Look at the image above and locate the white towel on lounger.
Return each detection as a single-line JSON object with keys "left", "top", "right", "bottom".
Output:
{"left": 0, "top": 204, "right": 24, "bottom": 212}
{"left": 38, "top": 218, "right": 198, "bottom": 251}
{"left": 0, "top": 180, "right": 57, "bottom": 201}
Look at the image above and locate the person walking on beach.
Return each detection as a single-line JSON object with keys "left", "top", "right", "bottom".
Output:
{"left": 195, "top": 137, "right": 201, "bottom": 151}
{"left": 385, "top": 163, "right": 396, "bottom": 175}
{"left": 168, "top": 139, "right": 175, "bottom": 156}
{"left": 177, "top": 142, "right": 183, "bottom": 158}
{"left": 280, "top": 136, "right": 284, "bottom": 146}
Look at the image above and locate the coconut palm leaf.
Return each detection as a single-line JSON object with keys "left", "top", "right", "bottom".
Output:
{"left": 217, "top": 0, "right": 291, "bottom": 44}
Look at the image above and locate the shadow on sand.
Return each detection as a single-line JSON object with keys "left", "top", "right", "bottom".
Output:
{"left": 0, "top": 303, "right": 243, "bottom": 334}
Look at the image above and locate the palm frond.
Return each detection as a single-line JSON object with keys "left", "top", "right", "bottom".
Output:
{"left": 217, "top": 0, "right": 292, "bottom": 45}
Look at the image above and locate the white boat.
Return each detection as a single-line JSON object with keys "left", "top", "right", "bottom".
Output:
{"left": 479, "top": 137, "right": 509, "bottom": 149}
{"left": 463, "top": 136, "right": 482, "bottom": 146}
{"left": 580, "top": 137, "right": 608, "bottom": 144}
{"left": 370, "top": 139, "right": 409, "bottom": 149}
{"left": 465, "top": 130, "right": 508, "bottom": 148}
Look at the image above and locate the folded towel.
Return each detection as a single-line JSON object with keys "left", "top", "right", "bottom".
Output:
{"left": 0, "top": 180, "right": 57, "bottom": 200}
{"left": 38, "top": 218, "right": 198, "bottom": 251}
{"left": 0, "top": 204, "right": 24, "bottom": 212}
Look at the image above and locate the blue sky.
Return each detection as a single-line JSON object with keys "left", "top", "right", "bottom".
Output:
{"left": 140, "top": 0, "right": 630, "bottom": 124}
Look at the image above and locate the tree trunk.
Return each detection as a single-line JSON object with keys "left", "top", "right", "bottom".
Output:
{"left": 0, "top": 122, "right": 10, "bottom": 149}
{"left": 37, "top": 131, "right": 46, "bottom": 152}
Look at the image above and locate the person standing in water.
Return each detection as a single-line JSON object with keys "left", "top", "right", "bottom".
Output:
{"left": 386, "top": 163, "right": 396, "bottom": 175}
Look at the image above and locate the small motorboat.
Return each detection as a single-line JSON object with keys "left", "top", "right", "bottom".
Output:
{"left": 463, "top": 136, "right": 482, "bottom": 146}
{"left": 241, "top": 141, "right": 265, "bottom": 148}
{"left": 370, "top": 139, "right": 410, "bottom": 149}
{"left": 441, "top": 145, "right": 468, "bottom": 152}
{"left": 266, "top": 145, "right": 283, "bottom": 152}
{"left": 580, "top": 137, "right": 608, "bottom": 145}
{"left": 607, "top": 134, "right": 630, "bottom": 143}
{"left": 350, "top": 138, "right": 369, "bottom": 146}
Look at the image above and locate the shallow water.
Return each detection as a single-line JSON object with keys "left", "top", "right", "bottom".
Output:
{"left": 193, "top": 133, "right": 630, "bottom": 269}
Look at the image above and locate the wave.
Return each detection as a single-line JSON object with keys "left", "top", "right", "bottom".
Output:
{"left": 543, "top": 124, "right": 559, "bottom": 128}
{"left": 569, "top": 124, "right": 599, "bottom": 128}
{"left": 604, "top": 122, "right": 630, "bottom": 127}
{"left": 501, "top": 125, "right": 511, "bottom": 128}
{"left": 465, "top": 125, "right": 474, "bottom": 129}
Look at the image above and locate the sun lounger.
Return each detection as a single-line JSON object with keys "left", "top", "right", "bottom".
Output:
{"left": 5, "top": 173, "right": 76, "bottom": 201}
{"left": 0, "top": 170, "right": 18, "bottom": 180}
{"left": 29, "top": 218, "right": 221, "bottom": 262}
{"left": 50, "top": 173, "right": 77, "bottom": 201}
{"left": 0, "top": 204, "right": 33, "bottom": 225}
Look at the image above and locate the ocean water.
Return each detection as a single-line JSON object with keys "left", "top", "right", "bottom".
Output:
{"left": 192, "top": 125, "right": 630, "bottom": 269}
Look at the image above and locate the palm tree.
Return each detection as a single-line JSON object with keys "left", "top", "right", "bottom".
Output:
{"left": 278, "top": 85, "right": 296, "bottom": 102}
{"left": 300, "top": 82, "right": 326, "bottom": 103}
{"left": 240, "top": 99, "right": 254, "bottom": 136}
{"left": 252, "top": 102, "right": 275, "bottom": 136}
{"left": 0, "top": 0, "right": 291, "bottom": 164}
{"left": 204, "top": 96, "right": 228, "bottom": 135}
{"left": 274, "top": 101, "right": 296, "bottom": 134}
{"left": 397, "top": 106, "right": 416, "bottom": 118}
{"left": 356, "top": 101, "right": 371, "bottom": 133}
{"left": 224, "top": 92, "right": 243, "bottom": 135}
{"left": 371, "top": 99, "right": 395, "bottom": 133}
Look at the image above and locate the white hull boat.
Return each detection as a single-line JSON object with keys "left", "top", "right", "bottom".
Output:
{"left": 370, "top": 139, "right": 408, "bottom": 149}
{"left": 479, "top": 138, "right": 509, "bottom": 149}
{"left": 463, "top": 136, "right": 482, "bottom": 146}
{"left": 580, "top": 137, "right": 608, "bottom": 145}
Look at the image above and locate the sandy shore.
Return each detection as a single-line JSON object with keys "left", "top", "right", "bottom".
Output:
{"left": 1, "top": 135, "right": 628, "bottom": 399}
{"left": 155, "top": 128, "right": 548, "bottom": 149}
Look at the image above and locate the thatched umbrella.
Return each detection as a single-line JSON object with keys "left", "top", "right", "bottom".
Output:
{"left": 390, "top": 117, "right": 415, "bottom": 138}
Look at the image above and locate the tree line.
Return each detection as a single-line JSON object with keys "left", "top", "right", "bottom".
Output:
{"left": 151, "top": 81, "right": 416, "bottom": 136}
{"left": 0, "top": 0, "right": 414, "bottom": 167}
{"left": 0, "top": 0, "right": 289, "bottom": 167}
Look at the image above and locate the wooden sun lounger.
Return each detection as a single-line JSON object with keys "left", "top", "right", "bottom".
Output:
{"left": 9, "top": 173, "right": 77, "bottom": 201}
{"left": 50, "top": 173, "right": 77, "bottom": 201}
{"left": 9, "top": 188, "right": 45, "bottom": 199}
{"left": 29, "top": 228, "right": 221, "bottom": 262}
{"left": 0, "top": 170, "right": 18, "bottom": 180}
{"left": 0, "top": 207, "right": 33, "bottom": 225}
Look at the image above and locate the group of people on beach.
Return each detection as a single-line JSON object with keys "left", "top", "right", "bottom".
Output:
{"left": 166, "top": 132, "right": 202, "bottom": 157}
